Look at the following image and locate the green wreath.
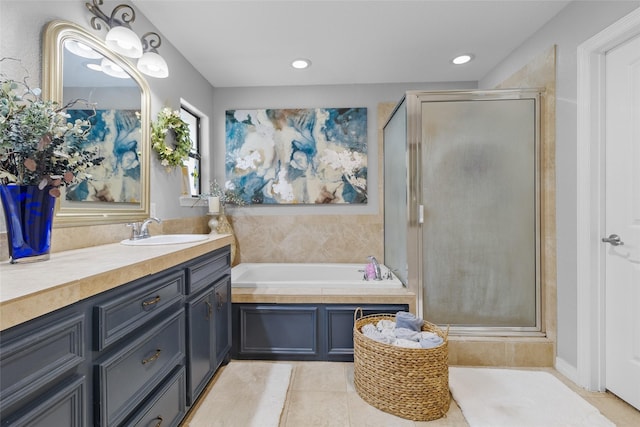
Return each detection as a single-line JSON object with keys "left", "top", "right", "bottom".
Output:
{"left": 151, "top": 107, "right": 192, "bottom": 168}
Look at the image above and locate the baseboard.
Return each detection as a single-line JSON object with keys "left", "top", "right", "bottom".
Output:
{"left": 555, "top": 357, "right": 579, "bottom": 385}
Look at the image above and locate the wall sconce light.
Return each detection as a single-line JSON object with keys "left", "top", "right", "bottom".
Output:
{"left": 85, "top": 1, "right": 169, "bottom": 78}
{"left": 85, "top": 0, "right": 143, "bottom": 58}
{"left": 137, "top": 32, "right": 169, "bottom": 78}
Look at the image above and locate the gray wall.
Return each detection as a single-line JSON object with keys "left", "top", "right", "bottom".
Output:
{"left": 210, "top": 81, "right": 475, "bottom": 218}
{"left": 0, "top": 0, "right": 215, "bottom": 221}
{"left": 480, "top": 1, "right": 640, "bottom": 374}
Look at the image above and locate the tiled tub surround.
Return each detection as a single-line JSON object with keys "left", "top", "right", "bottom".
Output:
{"left": 0, "top": 234, "right": 234, "bottom": 331}
{"left": 232, "top": 285, "right": 415, "bottom": 311}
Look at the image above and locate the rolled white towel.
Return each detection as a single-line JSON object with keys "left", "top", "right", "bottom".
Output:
{"left": 393, "top": 338, "right": 423, "bottom": 349}
{"left": 419, "top": 331, "right": 441, "bottom": 340}
{"left": 362, "top": 323, "right": 393, "bottom": 344}
{"left": 376, "top": 319, "right": 395, "bottom": 332}
{"left": 380, "top": 328, "right": 396, "bottom": 340}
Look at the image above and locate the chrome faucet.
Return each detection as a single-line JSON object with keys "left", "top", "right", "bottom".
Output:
{"left": 368, "top": 256, "right": 382, "bottom": 281}
{"left": 127, "top": 217, "right": 162, "bottom": 240}
{"left": 140, "top": 217, "right": 161, "bottom": 238}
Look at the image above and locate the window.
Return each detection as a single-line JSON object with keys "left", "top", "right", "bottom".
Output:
{"left": 180, "top": 106, "right": 201, "bottom": 196}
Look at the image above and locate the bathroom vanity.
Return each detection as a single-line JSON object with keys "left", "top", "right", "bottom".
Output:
{"left": 0, "top": 235, "right": 232, "bottom": 427}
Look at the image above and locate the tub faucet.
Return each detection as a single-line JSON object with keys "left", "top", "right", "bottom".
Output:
{"left": 368, "top": 256, "right": 382, "bottom": 280}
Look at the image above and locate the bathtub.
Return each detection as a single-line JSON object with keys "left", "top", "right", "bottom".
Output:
{"left": 231, "top": 263, "right": 404, "bottom": 288}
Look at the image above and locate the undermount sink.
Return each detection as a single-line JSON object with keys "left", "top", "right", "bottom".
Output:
{"left": 120, "top": 234, "right": 209, "bottom": 246}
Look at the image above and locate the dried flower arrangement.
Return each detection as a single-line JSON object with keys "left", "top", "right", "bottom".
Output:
{"left": 0, "top": 60, "right": 103, "bottom": 197}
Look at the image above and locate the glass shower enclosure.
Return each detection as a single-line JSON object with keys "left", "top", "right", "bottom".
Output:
{"left": 384, "top": 90, "right": 541, "bottom": 334}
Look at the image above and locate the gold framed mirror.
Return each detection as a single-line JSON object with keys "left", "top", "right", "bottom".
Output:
{"left": 42, "top": 20, "right": 150, "bottom": 227}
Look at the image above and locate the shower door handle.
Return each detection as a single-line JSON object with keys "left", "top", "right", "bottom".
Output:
{"left": 602, "top": 234, "right": 624, "bottom": 246}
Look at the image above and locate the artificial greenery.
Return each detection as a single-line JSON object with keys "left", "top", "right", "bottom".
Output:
{"left": 150, "top": 107, "right": 192, "bottom": 168}
{"left": 205, "top": 179, "right": 245, "bottom": 208}
{"left": 0, "top": 71, "right": 103, "bottom": 197}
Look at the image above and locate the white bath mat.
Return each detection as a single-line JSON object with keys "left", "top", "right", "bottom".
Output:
{"left": 449, "top": 367, "right": 615, "bottom": 427}
{"left": 187, "top": 361, "right": 292, "bottom": 427}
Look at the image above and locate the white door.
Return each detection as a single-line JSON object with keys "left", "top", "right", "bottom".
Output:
{"left": 604, "top": 32, "right": 640, "bottom": 410}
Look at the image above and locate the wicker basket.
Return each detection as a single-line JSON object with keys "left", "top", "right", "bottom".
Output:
{"left": 353, "top": 308, "right": 450, "bottom": 421}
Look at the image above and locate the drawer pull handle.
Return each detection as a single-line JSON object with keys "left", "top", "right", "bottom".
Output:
{"left": 142, "top": 349, "right": 161, "bottom": 365}
{"left": 154, "top": 416, "right": 163, "bottom": 427}
{"left": 205, "top": 300, "right": 213, "bottom": 320}
{"left": 142, "top": 295, "right": 161, "bottom": 307}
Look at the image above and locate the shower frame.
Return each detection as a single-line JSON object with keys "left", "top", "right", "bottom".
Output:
{"left": 384, "top": 89, "right": 543, "bottom": 336}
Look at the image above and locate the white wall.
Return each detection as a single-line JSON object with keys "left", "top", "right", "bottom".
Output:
{"left": 480, "top": 0, "right": 640, "bottom": 374}
{"left": 0, "top": 0, "right": 215, "bottom": 221}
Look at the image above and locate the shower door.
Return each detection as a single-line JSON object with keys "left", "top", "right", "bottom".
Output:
{"left": 413, "top": 90, "right": 540, "bottom": 332}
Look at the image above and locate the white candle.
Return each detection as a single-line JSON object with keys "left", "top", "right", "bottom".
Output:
{"left": 208, "top": 196, "right": 220, "bottom": 214}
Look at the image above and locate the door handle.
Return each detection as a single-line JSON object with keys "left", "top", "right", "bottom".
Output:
{"left": 602, "top": 234, "right": 624, "bottom": 246}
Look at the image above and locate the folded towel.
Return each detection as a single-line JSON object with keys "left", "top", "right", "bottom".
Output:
{"left": 395, "top": 311, "right": 424, "bottom": 332}
{"left": 394, "top": 327, "right": 421, "bottom": 341}
{"left": 393, "top": 338, "right": 422, "bottom": 349}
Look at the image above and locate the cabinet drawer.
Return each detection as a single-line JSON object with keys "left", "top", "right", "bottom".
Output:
{"left": 187, "top": 249, "right": 230, "bottom": 295}
{"left": 96, "top": 309, "right": 185, "bottom": 427}
{"left": 94, "top": 269, "right": 185, "bottom": 351}
{"left": 0, "top": 313, "right": 84, "bottom": 411}
{"left": 125, "top": 367, "right": 187, "bottom": 427}
{"left": 1, "top": 375, "right": 86, "bottom": 427}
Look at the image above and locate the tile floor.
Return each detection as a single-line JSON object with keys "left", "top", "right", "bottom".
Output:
{"left": 186, "top": 361, "right": 640, "bottom": 427}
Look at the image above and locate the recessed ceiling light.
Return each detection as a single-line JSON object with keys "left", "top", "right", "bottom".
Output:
{"left": 452, "top": 54, "right": 474, "bottom": 65}
{"left": 291, "top": 58, "right": 311, "bottom": 69}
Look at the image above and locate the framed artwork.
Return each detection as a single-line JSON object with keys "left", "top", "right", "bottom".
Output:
{"left": 65, "top": 109, "right": 142, "bottom": 203}
{"left": 225, "top": 107, "right": 368, "bottom": 205}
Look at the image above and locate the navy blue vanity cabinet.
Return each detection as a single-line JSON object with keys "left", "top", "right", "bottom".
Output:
{"left": 213, "top": 276, "right": 232, "bottom": 366}
{"left": 186, "top": 287, "right": 215, "bottom": 405}
{"left": 0, "top": 245, "right": 231, "bottom": 427}
{"left": 185, "top": 249, "right": 232, "bottom": 406}
{"left": 0, "top": 309, "right": 86, "bottom": 427}
{"left": 92, "top": 269, "right": 187, "bottom": 427}
{"left": 121, "top": 366, "right": 187, "bottom": 427}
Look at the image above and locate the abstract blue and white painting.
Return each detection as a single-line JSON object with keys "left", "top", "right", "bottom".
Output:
{"left": 225, "top": 108, "right": 367, "bottom": 204}
{"left": 65, "top": 109, "right": 141, "bottom": 203}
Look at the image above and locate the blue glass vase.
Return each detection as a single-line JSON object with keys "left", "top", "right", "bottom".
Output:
{"left": 0, "top": 184, "right": 56, "bottom": 264}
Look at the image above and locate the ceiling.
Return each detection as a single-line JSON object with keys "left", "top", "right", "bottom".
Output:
{"left": 131, "top": 0, "right": 570, "bottom": 88}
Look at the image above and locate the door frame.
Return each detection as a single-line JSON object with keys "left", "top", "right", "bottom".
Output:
{"left": 576, "top": 7, "right": 640, "bottom": 392}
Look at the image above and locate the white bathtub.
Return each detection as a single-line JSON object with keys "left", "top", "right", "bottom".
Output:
{"left": 231, "top": 263, "right": 404, "bottom": 288}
